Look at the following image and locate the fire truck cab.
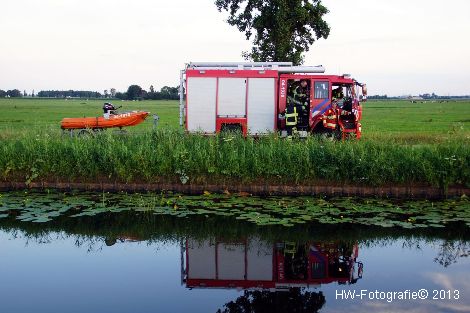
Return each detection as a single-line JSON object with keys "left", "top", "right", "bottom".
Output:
{"left": 180, "top": 62, "right": 366, "bottom": 139}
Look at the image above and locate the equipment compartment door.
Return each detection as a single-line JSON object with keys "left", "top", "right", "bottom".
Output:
{"left": 218, "top": 78, "right": 247, "bottom": 117}
{"left": 187, "top": 239, "right": 216, "bottom": 280}
{"left": 218, "top": 243, "right": 246, "bottom": 280}
{"left": 187, "top": 77, "right": 217, "bottom": 132}
{"left": 247, "top": 78, "right": 276, "bottom": 135}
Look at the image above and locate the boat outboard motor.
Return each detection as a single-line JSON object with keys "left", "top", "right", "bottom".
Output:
{"left": 103, "top": 102, "right": 116, "bottom": 119}
{"left": 103, "top": 102, "right": 116, "bottom": 113}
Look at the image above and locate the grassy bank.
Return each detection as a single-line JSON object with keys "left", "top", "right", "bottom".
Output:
{"left": 0, "top": 98, "right": 469, "bottom": 190}
{"left": 1, "top": 130, "right": 469, "bottom": 189}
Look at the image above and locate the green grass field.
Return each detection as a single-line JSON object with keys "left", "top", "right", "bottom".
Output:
{"left": 0, "top": 98, "right": 177, "bottom": 138}
{"left": 362, "top": 100, "right": 470, "bottom": 142}
{"left": 0, "top": 98, "right": 468, "bottom": 142}
{"left": 0, "top": 98, "right": 468, "bottom": 188}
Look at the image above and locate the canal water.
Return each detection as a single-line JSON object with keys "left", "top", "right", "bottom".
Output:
{"left": 1, "top": 210, "right": 469, "bottom": 313}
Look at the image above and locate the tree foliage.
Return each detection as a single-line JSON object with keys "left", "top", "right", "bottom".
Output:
{"left": 215, "top": 0, "right": 330, "bottom": 65}
{"left": 36, "top": 90, "right": 102, "bottom": 98}
{"left": 217, "top": 289, "right": 325, "bottom": 313}
{"left": 115, "top": 92, "right": 127, "bottom": 100}
{"left": 126, "top": 85, "right": 144, "bottom": 100}
{"left": 4, "top": 85, "right": 178, "bottom": 101}
{"left": 6, "top": 89, "right": 23, "bottom": 97}
{"left": 159, "top": 86, "right": 179, "bottom": 100}
{"left": 118, "top": 85, "right": 179, "bottom": 100}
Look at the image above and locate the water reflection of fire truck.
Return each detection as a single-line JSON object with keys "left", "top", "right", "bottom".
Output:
{"left": 181, "top": 238, "right": 363, "bottom": 290}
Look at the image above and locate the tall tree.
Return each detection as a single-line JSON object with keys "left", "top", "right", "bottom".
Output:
{"left": 215, "top": 0, "right": 330, "bottom": 65}
{"left": 160, "top": 86, "right": 179, "bottom": 100}
{"left": 110, "top": 88, "right": 116, "bottom": 98}
{"left": 126, "top": 85, "right": 143, "bottom": 100}
{"left": 115, "top": 92, "right": 127, "bottom": 100}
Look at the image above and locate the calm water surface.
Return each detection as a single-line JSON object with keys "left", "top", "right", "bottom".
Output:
{"left": 0, "top": 209, "right": 469, "bottom": 313}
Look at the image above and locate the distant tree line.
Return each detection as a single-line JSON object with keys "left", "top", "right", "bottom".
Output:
{"left": 368, "top": 94, "right": 389, "bottom": 99}
{"left": 417, "top": 93, "right": 469, "bottom": 100}
{"left": 36, "top": 90, "right": 103, "bottom": 98}
{"left": 0, "top": 85, "right": 179, "bottom": 100}
{"left": 116, "top": 85, "right": 179, "bottom": 100}
{"left": 369, "top": 94, "right": 470, "bottom": 100}
{"left": 0, "top": 89, "right": 22, "bottom": 98}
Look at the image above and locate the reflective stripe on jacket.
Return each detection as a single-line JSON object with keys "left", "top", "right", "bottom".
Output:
{"left": 323, "top": 108, "right": 337, "bottom": 129}
{"left": 286, "top": 107, "right": 298, "bottom": 126}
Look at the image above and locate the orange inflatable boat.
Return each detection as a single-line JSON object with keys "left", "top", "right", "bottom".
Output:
{"left": 61, "top": 111, "right": 149, "bottom": 130}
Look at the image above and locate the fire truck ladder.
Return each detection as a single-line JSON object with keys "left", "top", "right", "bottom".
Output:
{"left": 186, "top": 62, "right": 325, "bottom": 73}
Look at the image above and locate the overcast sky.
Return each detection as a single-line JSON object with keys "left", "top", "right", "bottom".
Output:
{"left": 1, "top": 0, "right": 469, "bottom": 96}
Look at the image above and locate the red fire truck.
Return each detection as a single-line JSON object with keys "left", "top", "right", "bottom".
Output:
{"left": 182, "top": 238, "right": 363, "bottom": 290}
{"left": 179, "top": 62, "right": 367, "bottom": 139}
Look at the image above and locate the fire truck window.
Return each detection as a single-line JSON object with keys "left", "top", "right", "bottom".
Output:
{"left": 314, "top": 81, "right": 329, "bottom": 99}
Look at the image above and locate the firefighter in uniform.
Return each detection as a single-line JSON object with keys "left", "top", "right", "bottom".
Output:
{"left": 286, "top": 80, "right": 309, "bottom": 138}
{"left": 323, "top": 108, "right": 337, "bottom": 130}
{"left": 332, "top": 87, "right": 343, "bottom": 102}
{"left": 285, "top": 101, "right": 299, "bottom": 139}
{"left": 318, "top": 87, "right": 342, "bottom": 133}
